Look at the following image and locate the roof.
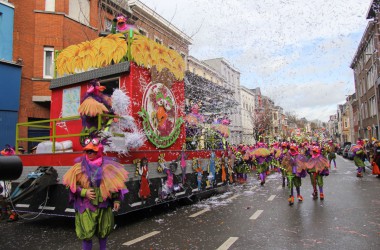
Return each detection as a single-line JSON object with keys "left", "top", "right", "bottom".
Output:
{"left": 50, "top": 61, "right": 130, "bottom": 89}
{"left": 366, "top": 0, "right": 380, "bottom": 19}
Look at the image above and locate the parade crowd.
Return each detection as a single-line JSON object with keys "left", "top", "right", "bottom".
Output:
{"left": 221, "top": 137, "right": 380, "bottom": 205}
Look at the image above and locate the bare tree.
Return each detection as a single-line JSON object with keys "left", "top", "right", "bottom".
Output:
{"left": 251, "top": 106, "right": 272, "bottom": 142}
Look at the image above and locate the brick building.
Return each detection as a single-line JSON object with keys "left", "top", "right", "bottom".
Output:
{"left": 9, "top": 0, "right": 191, "bottom": 151}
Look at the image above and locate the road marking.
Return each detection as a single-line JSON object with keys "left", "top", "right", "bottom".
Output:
{"left": 189, "top": 208, "right": 210, "bottom": 218}
{"left": 227, "top": 194, "right": 241, "bottom": 201}
{"left": 250, "top": 209, "right": 263, "bottom": 220}
{"left": 268, "top": 195, "right": 276, "bottom": 201}
{"left": 15, "top": 204, "right": 30, "bottom": 208}
{"left": 277, "top": 185, "right": 283, "bottom": 190}
{"left": 216, "top": 237, "right": 239, "bottom": 250}
{"left": 122, "top": 231, "right": 161, "bottom": 246}
{"left": 38, "top": 205, "right": 55, "bottom": 210}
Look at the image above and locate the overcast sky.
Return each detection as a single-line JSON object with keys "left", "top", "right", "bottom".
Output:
{"left": 139, "top": 0, "right": 372, "bottom": 122}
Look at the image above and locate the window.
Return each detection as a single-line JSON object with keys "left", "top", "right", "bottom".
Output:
{"left": 99, "top": 78, "right": 120, "bottom": 96}
{"left": 367, "top": 65, "right": 377, "bottom": 89}
{"left": 45, "top": 0, "right": 55, "bottom": 11}
{"left": 104, "top": 18, "right": 112, "bottom": 32}
{"left": 43, "top": 47, "right": 54, "bottom": 79}
{"left": 369, "top": 96, "right": 376, "bottom": 117}
{"left": 69, "top": 0, "right": 90, "bottom": 25}
{"left": 154, "top": 37, "right": 162, "bottom": 44}
{"left": 139, "top": 29, "right": 147, "bottom": 36}
{"left": 364, "top": 35, "right": 374, "bottom": 63}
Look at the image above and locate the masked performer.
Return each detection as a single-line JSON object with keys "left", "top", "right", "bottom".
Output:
{"left": 307, "top": 145, "right": 330, "bottom": 200}
{"left": 63, "top": 131, "right": 128, "bottom": 250}
{"left": 281, "top": 143, "right": 307, "bottom": 205}
{"left": 352, "top": 140, "right": 366, "bottom": 177}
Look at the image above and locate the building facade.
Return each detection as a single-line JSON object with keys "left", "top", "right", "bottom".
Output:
{"left": 203, "top": 58, "right": 242, "bottom": 145}
{"left": 8, "top": 0, "right": 192, "bottom": 151}
{"left": 0, "top": 0, "right": 22, "bottom": 146}
{"left": 351, "top": 3, "right": 380, "bottom": 140}
{"left": 240, "top": 86, "right": 255, "bottom": 145}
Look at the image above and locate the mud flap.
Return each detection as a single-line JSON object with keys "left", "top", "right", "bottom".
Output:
{"left": 7, "top": 166, "right": 59, "bottom": 204}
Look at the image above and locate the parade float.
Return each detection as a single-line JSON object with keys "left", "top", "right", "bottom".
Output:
{"left": 7, "top": 27, "right": 231, "bottom": 217}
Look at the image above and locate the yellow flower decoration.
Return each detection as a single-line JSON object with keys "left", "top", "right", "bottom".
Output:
{"left": 101, "top": 33, "right": 127, "bottom": 65}
{"left": 56, "top": 44, "right": 81, "bottom": 76}
{"left": 56, "top": 32, "right": 185, "bottom": 80}
{"left": 78, "top": 39, "right": 101, "bottom": 71}
{"left": 131, "top": 34, "right": 152, "bottom": 67}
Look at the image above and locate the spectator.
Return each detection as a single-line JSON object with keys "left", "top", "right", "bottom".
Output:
{"left": 17, "top": 146, "right": 25, "bottom": 154}
{"left": 30, "top": 146, "right": 37, "bottom": 154}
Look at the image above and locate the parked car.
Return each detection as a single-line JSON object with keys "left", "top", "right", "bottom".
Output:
{"left": 342, "top": 144, "right": 351, "bottom": 158}
{"left": 338, "top": 142, "right": 351, "bottom": 155}
{"left": 347, "top": 144, "right": 357, "bottom": 160}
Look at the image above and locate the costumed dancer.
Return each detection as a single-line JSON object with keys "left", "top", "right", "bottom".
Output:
{"left": 228, "top": 148, "right": 236, "bottom": 183}
{"left": 138, "top": 157, "right": 150, "bottom": 202}
{"left": 327, "top": 140, "right": 337, "bottom": 169}
{"left": 279, "top": 142, "right": 289, "bottom": 187}
{"left": 270, "top": 142, "right": 281, "bottom": 173}
{"left": 281, "top": 143, "right": 307, "bottom": 205}
{"left": 234, "top": 151, "right": 249, "bottom": 184}
{"left": 372, "top": 140, "right": 380, "bottom": 178}
{"left": 62, "top": 131, "right": 128, "bottom": 250}
{"left": 78, "top": 79, "right": 113, "bottom": 132}
{"left": 253, "top": 142, "right": 271, "bottom": 186}
{"left": 307, "top": 145, "right": 330, "bottom": 200}
{"left": 353, "top": 140, "right": 366, "bottom": 177}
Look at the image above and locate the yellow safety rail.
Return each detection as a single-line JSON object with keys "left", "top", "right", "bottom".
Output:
{"left": 15, "top": 114, "right": 120, "bottom": 153}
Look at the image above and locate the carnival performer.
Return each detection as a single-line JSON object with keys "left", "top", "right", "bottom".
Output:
{"left": 352, "top": 140, "right": 366, "bottom": 177}
{"left": 307, "top": 145, "right": 330, "bottom": 200}
{"left": 234, "top": 151, "right": 248, "bottom": 184}
{"left": 270, "top": 142, "right": 281, "bottom": 173}
{"left": 252, "top": 142, "right": 271, "bottom": 186}
{"left": 327, "top": 140, "right": 337, "bottom": 169}
{"left": 62, "top": 131, "right": 128, "bottom": 250}
{"left": 228, "top": 148, "right": 236, "bottom": 183}
{"left": 138, "top": 157, "right": 150, "bottom": 201}
{"left": 372, "top": 140, "right": 380, "bottom": 178}
{"left": 281, "top": 143, "right": 307, "bottom": 205}
{"left": 279, "top": 142, "right": 289, "bottom": 187}
{"left": 78, "top": 79, "right": 113, "bottom": 131}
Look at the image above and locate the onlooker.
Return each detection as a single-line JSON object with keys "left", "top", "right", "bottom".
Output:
{"left": 17, "top": 146, "right": 25, "bottom": 154}
{"left": 30, "top": 146, "right": 37, "bottom": 154}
